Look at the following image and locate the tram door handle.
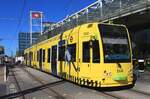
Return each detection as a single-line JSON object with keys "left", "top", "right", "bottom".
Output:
{"left": 88, "top": 64, "right": 90, "bottom": 67}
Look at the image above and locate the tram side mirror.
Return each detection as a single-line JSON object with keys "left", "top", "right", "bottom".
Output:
{"left": 89, "top": 35, "right": 97, "bottom": 48}
{"left": 90, "top": 35, "right": 97, "bottom": 41}
{"left": 89, "top": 40, "right": 97, "bottom": 48}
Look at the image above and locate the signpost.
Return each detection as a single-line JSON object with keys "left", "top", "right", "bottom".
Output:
{"left": 30, "top": 11, "right": 43, "bottom": 45}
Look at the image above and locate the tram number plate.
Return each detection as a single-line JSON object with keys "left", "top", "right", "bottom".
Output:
{"left": 117, "top": 69, "right": 123, "bottom": 73}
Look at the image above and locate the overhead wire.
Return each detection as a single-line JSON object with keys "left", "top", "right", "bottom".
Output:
{"left": 9, "top": 0, "right": 26, "bottom": 56}
{"left": 0, "top": 18, "right": 27, "bottom": 22}
{"left": 15, "top": 0, "right": 27, "bottom": 33}
{"left": 42, "top": 0, "right": 73, "bottom": 33}
{"left": 64, "top": 0, "right": 73, "bottom": 16}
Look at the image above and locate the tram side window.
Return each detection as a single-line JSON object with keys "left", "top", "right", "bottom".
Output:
{"left": 43, "top": 49, "right": 45, "bottom": 62}
{"left": 58, "top": 46, "right": 65, "bottom": 61}
{"left": 68, "top": 44, "right": 76, "bottom": 62}
{"left": 33, "top": 52, "right": 34, "bottom": 61}
{"left": 27, "top": 53, "right": 29, "bottom": 61}
{"left": 29, "top": 52, "right": 33, "bottom": 61}
{"left": 28, "top": 53, "right": 30, "bottom": 61}
{"left": 29, "top": 52, "right": 31, "bottom": 61}
{"left": 27, "top": 53, "right": 28, "bottom": 61}
{"left": 31, "top": 52, "right": 33, "bottom": 61}
{"left": 33, "top": 52, "right": 35, "bottom": 61}
{"left": 47, "top": 48, "right": 51, "bottom": 63}
{"left": 92, "top": 40, "right": 100, "bottom": 63}
{"left": 24, "top": 53, "right": 27, "bottom": 60}
{"left": 37, "top": 51, "right": 39, "bottom": 62}
{"left": 34, "top": 52, "right": 36, "bottom": 61}
{"left": 83, "top": 42, "right": 90, "bottom": 62}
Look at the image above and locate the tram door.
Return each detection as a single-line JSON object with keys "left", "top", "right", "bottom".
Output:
{"left": 39, "top": 49, "right": 42, "bottom": 69}
{"left": 78, "top": 40, "right": 92, "bottom": 79}
{"left": 25, "top": 53, "right": 28, "bottom": 66}
{"left": 51, "top": 45, "right": 57, "bottom": 75}
{"left": 29, "top": 52, "right": 32, "bottom": 66}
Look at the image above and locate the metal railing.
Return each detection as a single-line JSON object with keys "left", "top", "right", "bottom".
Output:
{"left": 37, "top": 0, "right": 150, "bottom": 42}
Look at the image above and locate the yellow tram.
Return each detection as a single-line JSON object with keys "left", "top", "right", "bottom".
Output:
{"left": 24, "top": 22, "right": 134, "bottom": 88}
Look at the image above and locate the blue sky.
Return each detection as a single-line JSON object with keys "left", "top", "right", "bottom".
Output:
{"left": 0, "top": 0, "right": 96, "bottom": 56}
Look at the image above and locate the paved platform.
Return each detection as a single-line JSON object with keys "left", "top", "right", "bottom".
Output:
{"left": 0, "top": 65, "right": 6, "bottom": 83}
{"left": 0, "top": 65, "right": 6, "bottom": 96}
{"left": 0, "top": 65, "right": 150, "bottom": 99}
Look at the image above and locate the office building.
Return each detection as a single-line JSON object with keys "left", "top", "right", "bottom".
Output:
{"left": 18, "top": 32, "right": 40, "bottom": 55}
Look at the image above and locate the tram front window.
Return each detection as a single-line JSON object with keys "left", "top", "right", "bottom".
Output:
{"left": 99, "top": 24, "right": 131, "bottom": 63}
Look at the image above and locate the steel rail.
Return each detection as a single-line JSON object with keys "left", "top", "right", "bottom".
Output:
{"left": 130, "top": 89, "right": 150, "bottom": 96}
{"left": 11, "top": 68, "right": 26, "bottom": 99}
{"left": 0, "top": 80, "right": 65, "bottom": 99}
{"left": 101, "top": 92, "right": 129, "bottom": 99}
{"left": 21, "top": 66, "right": 67, "bottom": 99}
{"left": 0, "top": 66, "right": 66, "bottom": 99}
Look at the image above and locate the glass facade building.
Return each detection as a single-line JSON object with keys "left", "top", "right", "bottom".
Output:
{"left": 18, "top": 32, "right": 40, "bottom": 55}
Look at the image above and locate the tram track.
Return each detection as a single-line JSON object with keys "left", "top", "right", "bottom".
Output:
{"left": 21, "top": 66, "right": 132, "bottom": 99}
{"left": 10, "top": 68, "right": 26, "bottom": 99}
{"left": 22, "top": 66, "right": 128, "bottom": 99}
{"left": 12, "top": 66, "right": 150, "bottom": 99}
{"left": 100, "top": 89, "right": 150, "bottom": 99}
{"left": 101, "top": 92, "right": 129, "bottom": 99}
{"left": 130, "top": 89, "right": 150, "bottom": 96}
{"left": 20, "top": 66, "right": 68, "bottom": 99}
{"left": 0, "top": 66, "right": 67, "bottom": 99}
